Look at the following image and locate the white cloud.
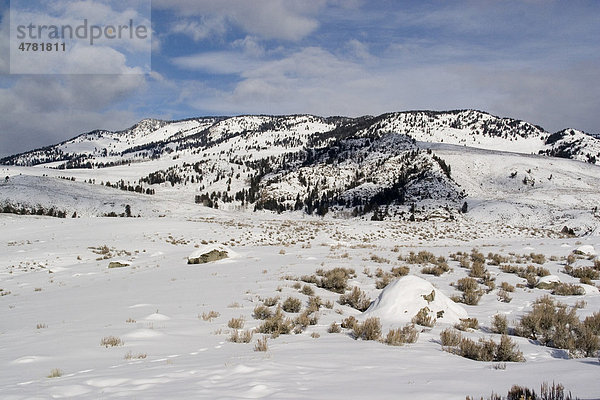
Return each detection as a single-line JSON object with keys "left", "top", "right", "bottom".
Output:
{"left": 154, "top": 0, "right": 324, "bottom": 41}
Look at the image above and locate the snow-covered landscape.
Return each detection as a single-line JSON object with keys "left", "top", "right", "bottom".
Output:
{"left": 1, "top": 111, "right": 599, "bottom": 399}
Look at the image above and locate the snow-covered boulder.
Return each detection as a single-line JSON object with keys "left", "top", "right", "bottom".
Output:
{"left": 574, "top": 245, "right": 596, "bottom": 256}
{"left": 363, "top": 275, "right": 468, "bottom": 325}
{"left": 536, "top": 275, "right": 561, "bottom": 289}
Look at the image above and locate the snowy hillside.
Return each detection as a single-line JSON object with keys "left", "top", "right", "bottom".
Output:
{"left": 1, "top": 109, "right": 600, "bottom": 399}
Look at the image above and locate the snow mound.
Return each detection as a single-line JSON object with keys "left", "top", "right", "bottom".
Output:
{"left": 363, "top": 275, "right": 468, "bottom": 325}
{"left": 574, "top": 245, "right": 596, "bottom": 256}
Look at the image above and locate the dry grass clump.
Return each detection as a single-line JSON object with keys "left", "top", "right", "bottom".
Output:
{"left": 200, "top": 311, "right": 220, "bottom": 321}
{"left": 262, "top": 296, "right": 279, "bottom": 307}
{"left": 307, "top": 296, "right": 322, "bottom": 313}
{"left": 253, "top": 305, "right": 273, "bottom": 320}
{"left": 352, "top": 317, "right": 382, "bottom": 341}
{"left": 341, "top": 316, "right": 359, "bottom": 330}
{"left": 229, "top": 329, "right": 253, "bottom": 343}
{"left": 452, "top": 277, "right": 483, "bottom": 305}
{"left": 491, "top": 314, "right": 509, "bottom": 334}
{"left": 384, "top": 324, "right": 419, "bottom": 346}
{"left": 440, "top": 328, "right": 462, "bottom": 347}
{"left": 467, "top": 382, "right": 579, "bottom": 400}
{"left": 442, "top": 332, "right": 524, "bottom": 362}
{"left": 294, "top": 310, "right": 319, "bottom": 333}
{"left": 328, "top": 321, "right": 341, "bottom": 333}
{"left": 282, "top": 297, "right": 302, "bottom": 313}
{"left": 100, "top": 336, "right": 123, "bottom": 347}
{"left": 257, "top": 306, "right": 294, "bottom": 337}
{"left": 515, "top": 296, "right": 599, "bottom": 357}
{"left": 47, "top": 368, "right": 63, "bottom": 378}
{"left": 36, "top": 323, "right": 47, "bottom": 329}
{"left": 254, "top": 336, "right": 268, "bottom": 352}
{"left": 455, "top": 318, "right": 479, "bottom": 331}
{"left": 370, "top": 254, "right": 390, "bottom": 264}
{"left": 551, "top": 283, "right": 585, "bottom": 296}
{"left": 374, "top": 266, "right": 410, "bottom": 289}
{"left": 338, "top": 287, "right": 371, "bottom": 311}
{"left": 564, "top": 266, "right": 599, "bottom": 283}
{"left": 302, "top": 267, "right": 356, "bottom": 293}
{"left": 501, "top": 264, "right": 550, "bottom": 288}
{"left": 500, "top": 282, "right": 515, "bottom": 292}
{"left": 487, "top": 253, "right": 508, "bottom": 266}
{"left": 124, "top": 351, "right": 147, "bottom": 360}
{"left": 412, "top": 306, "right": 435, "bottom": 327}
{"left": 300, "top": 284, "right": 315, "bottom": 296}
{"left": 228, "top": 316, "right": 245, "bottom": 329}
{"left": 529, "top": 253, "right": 546, "bottom": 265}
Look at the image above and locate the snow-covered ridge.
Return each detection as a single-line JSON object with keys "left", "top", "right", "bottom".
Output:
{"left": 2, "top": 110, "right": 598, "bottom": 168}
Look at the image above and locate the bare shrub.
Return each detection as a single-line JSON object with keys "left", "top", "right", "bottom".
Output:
{"left": 229, "top": 329, "right": 253, "bottom": 343}
{"left": 391, "top": 266, "right": 410, "bottom": 277}
{"left": 530, "top": 253, "right": 546, "bottom": 265}
{"left": 253, "top": 305, "right": 273, "bottom": 320}
{"left": 228, "top": 316, "right": 244, "bottom": 329}
{"left": 551, "top": 283, "right": 585, "bottom": 296}
{"left": 307, "top": 296, "right": 322, "bottom": 313}
{"left": 455, "top": 318, "right": 479, "bottom": 331}
{"left": 282, "top": 297, "right": 302, "bottom": 313}
{"left": 498, "top": 289, "right": 512, "bottom": 303}
{"left": 516, "top": 295, "right": 599, "bottom": 357}
{"left": 339, "top": 287, "right": 371, "bottom": 311}
{"left": 254, "top": 336, "right": 268, "bottom": 352}
{"left": 315, "top": 267, "right": 356, "bottom": 293}
{"left": 100, "top": 336, "right": 123, "bottom": 348}
{"left": 353, "top": 317, "right": 382, "bottom": 341}
{"left": 300, "top": 285, "right": 315, "bottom": 296}
{"left": 47, "top": 368, "right": 63, "bottom": 378}
{"left": 257, "top": 307, "right": 294, "bottom": 337}
{"left": 384, "top": 324, "right": 419, "bottom": 346}
{"left": 201, "top": 311, "right": 220, "bottom": 321}
{"left": 341, "top": 316, "right": 358, "bottom": 330}
{"left": 447, "top": 335, "right": 524, "bottom": 362}
{"left": 500, "top": 281, "right": 515, "bottom": 292}
{"left": 328, "top": 321, "right": 341, "bottom": 333}
{"left": 491, "top": 314, "right": 509, "bottom": 334}
{"left": 412, "top": 307, "right": 435, "bottom": 327}
{"left": 294, "top": 310, "right": 318, "bottom": 331}
{"left": 262, "top": 296, "right": 279, "bottom": 307}
{"left": 440, "top": 328, "right": 462, "bottom": 347}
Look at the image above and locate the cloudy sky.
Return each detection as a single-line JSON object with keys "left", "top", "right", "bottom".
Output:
{"left": 1, "top": 0, "right": 599, "bottom": 157}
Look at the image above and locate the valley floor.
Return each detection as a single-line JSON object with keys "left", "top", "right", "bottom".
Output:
{"left": 1, "top": 214, "right": 599, "bottom": 399}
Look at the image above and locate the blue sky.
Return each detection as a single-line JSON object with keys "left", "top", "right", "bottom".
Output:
{"left": 1, "top": 0, "right": 600, "bottom": 157}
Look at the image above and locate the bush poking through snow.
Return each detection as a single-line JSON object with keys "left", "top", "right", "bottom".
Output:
{"left": 254, "top": 336, "right": 268, "bottom": 352}
{"left": 443, "top": 332, "right": 524, "bottom": 362}
{"left": 228, "top": 317, "right": 244, "bottom": 329}
{"left": 551, "top": 283, "right": 585, "bottom": 296}
{"left": 300, "top": 284, "right": 315, "bottom": 296}
{"left": 440, "top": 328, "right": 462, "bottom": 347}
{"left": 453, "top": 277, "right": 483, "bottom": 306}
{"left": 253, "top": 305, "right": 273, "bottom": 320}
{"left": 100, "top": 336, "right": 123, "bottom": 347}
{"left": 257, "top": 306, "right": 294, "bottom": 337}
{"left": 339, "top": 287, "right": 371, "bottom": 311}
{"left": 328, "top": 322, "right": 341, "bottom": 333}
{"left": 467, "top": 382, "right": 579, "bottom": 400}
{"left": 341, "top": 316, "right": 358, "bottom": 330}
{"left": 282, "top": 297, "right": 302, "bottom": 313}
{"left": 262, "top": 296, "right": 279, "bottom": 307}
{"left": 455, "top": 318, "right": 479, "bottom": 331}
{"left": 516, "top": 296, "right": 599, "bottom": 357}
{"left": 200, "top": 311, "right": 220, "bottom": 321}
{"left": 47, "top": 368, "right": 63, "bottom": 378}
{"left": 491, "top": 314, "right": 509, "bottom": 334}
{"left": 412, "top": 306, "right": 435, "bottom": 327}
{"left": 229, "top": 329, "right": 253, "bottom": 343}
{"left": 353, "top": 317, "right": 382, "bottom": 341}
{"left": 384, "top": 324, "right": 419, "bottom": 346}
